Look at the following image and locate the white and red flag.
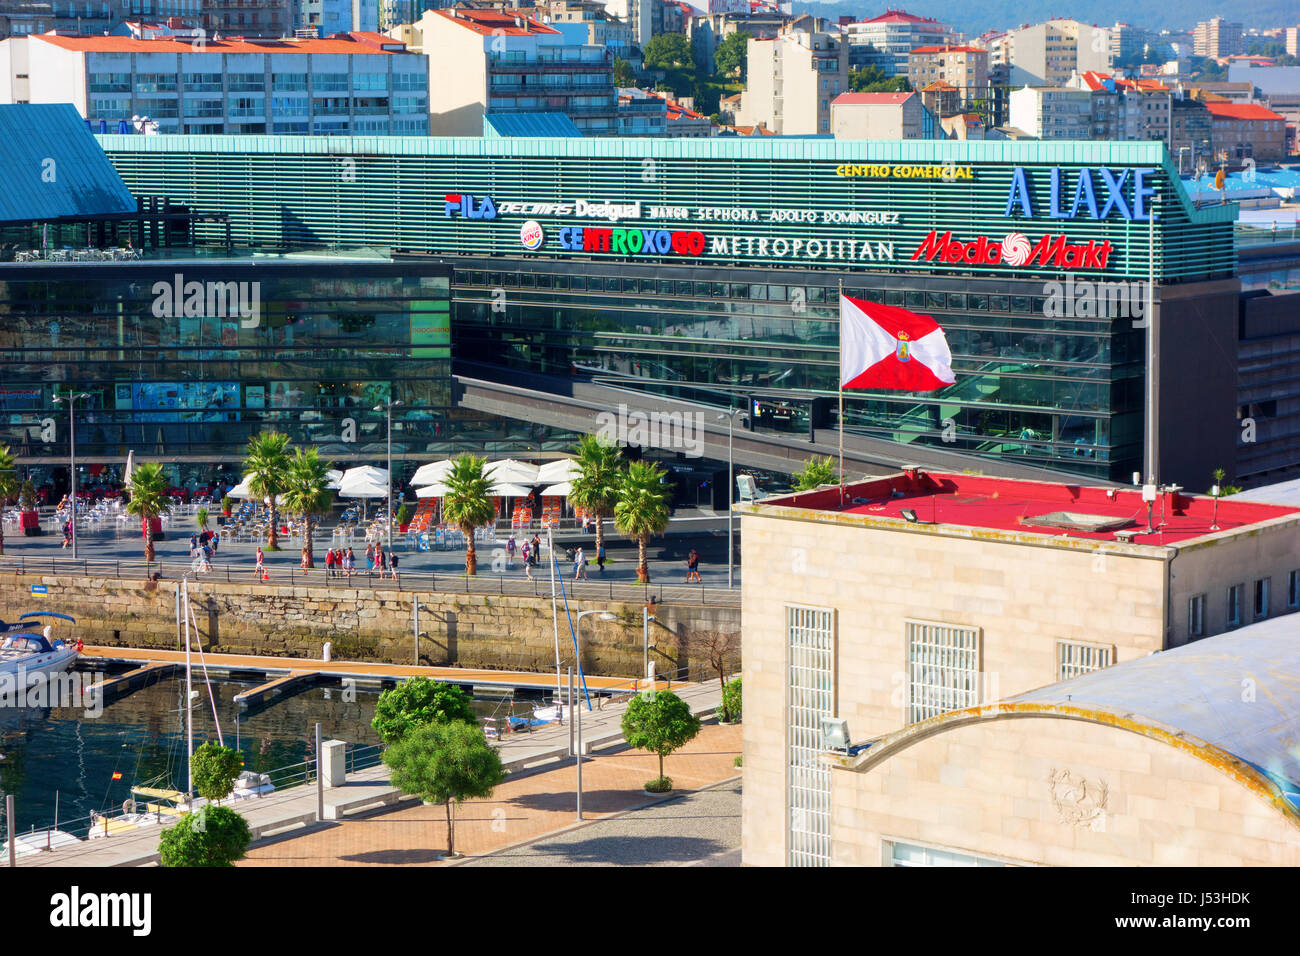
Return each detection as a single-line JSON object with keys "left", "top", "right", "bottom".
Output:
{"left": 839, "top": 294, "right": 956, "bottom": 391}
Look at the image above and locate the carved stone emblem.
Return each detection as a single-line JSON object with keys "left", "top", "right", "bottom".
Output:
{"left": 1047, "top": 768, "right": 1109, "bottom": 831}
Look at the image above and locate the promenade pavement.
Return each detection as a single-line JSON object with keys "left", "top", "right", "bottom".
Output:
{"left": 237, "top": 723, "right": 742, "bottom": 867}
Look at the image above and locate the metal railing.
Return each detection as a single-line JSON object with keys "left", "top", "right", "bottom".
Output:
{"left": 0, "top": 553, "right": 740, "bottom": 606}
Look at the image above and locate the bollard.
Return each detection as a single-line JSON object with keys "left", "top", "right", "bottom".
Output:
{"left": 322, "top": 641, "right": 332, "bottom": 662}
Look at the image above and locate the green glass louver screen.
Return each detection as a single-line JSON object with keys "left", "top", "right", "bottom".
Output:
{"left": 99, "top": 135, "right": 1237, "bottom": 282}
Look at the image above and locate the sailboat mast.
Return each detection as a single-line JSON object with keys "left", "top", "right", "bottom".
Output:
{"left": 183, "top": 577, "right": 194, "bottom": 802}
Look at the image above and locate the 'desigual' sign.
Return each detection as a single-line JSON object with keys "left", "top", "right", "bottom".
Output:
{"left": 910, "top": 230, "right": 1114, "bottom": 271}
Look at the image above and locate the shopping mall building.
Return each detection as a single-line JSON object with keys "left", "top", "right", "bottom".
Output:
{"left": 4, "top": 122, "right": 1299, "bottom": 492}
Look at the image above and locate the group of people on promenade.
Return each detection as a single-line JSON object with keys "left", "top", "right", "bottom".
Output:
{"left": 189, "top": 528, "right": 220, "bottom": 571}
{"left": 503, "top": 533, "right": 610, "bottom": 581}
{"left": 246, "top": 543, "right": 400, "bottom": 581}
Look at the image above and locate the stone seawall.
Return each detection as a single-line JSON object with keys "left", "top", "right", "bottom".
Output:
{"left": 0, "top": 572, "right": 740, "bottom": 680}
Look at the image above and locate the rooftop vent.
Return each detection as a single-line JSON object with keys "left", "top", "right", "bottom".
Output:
{"left": 1021, "top": 511, "right": 1136, "bottom": 534}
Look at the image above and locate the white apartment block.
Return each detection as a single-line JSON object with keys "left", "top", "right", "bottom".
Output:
{"left": 411, "top": 7, "right": 615, "bottom": 136}
{"left": 842, "top": 8, "right": 959, "bottom": 76}
{"left": 0, "top": 31, "right": 428, "bottom": 134}
{"left": 906, "top": 44, "right": 988, "bottom": 97}
{"left": 738, "top": 24, "right": 847, "bottom": 135}
{"left": 1005, "top": 18, "right": 1112, "bottom": 87}
{"left": 1194, "top": 17, "right": 1242, "bottom": 58}
{"left": 1009, "top": 85, "right": 1092, "bottom": 139}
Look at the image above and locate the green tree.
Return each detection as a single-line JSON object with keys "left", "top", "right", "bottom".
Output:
{"left": 621, "top": 690, "right": 702, "bottom": 790}
{"left": 382, "top": 720, "right": 506, "bottom": 857}
{"left": 243, "top": 430, "right": 293, "bottom": 550}
{"left": 714, "top": 31, "right": 751, "bottom": 80}
{"left": 721, "top": 677, "right": 742, "bottom": 724}
{"left": 849, "top": 66, "right": 911, "bottom": 93}
{"left": 280, "top": 446, "right": 333, "bottom": 569}
{"left": 125, "top": 461, "right": 172, "bottom": 563}
{"left": 793, "top": 455, "right": 837, "bottom": 491}
{"left": 613, "top": 56, "right": 635, "bottom": 87}
{"left": 441, "top": 454, "right": 495, "bottom": 576}
{"left": 195, "top": 506, "right": 209, "bottom": 531}
{"left": 614, "top": 460, "right": 671, "bottom": 583}
{"left": 371, "top": 677, "right": 477, "bottom": 745}
{"left": 569, "top": 434, "right": 624, "bottom": 563}
{"left": 0, "top": 444, "right": 17, "bottom": 556}
{"left": 190, "top": 741, "right": 244, "bottom": 802}
{"left": 158, "top": 805, "right": 251, "bottom": 867}
{"left": 644, "top": 32, "right": 695, "bottom": 94}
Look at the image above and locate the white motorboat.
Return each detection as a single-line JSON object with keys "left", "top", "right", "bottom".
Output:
{"left": 230, "top": 770, "right": 275, "bottom": 799}
{"left": 13, "top": 828, "right": 82, "bottom": 856}
{"left": 531, "top": 701, "right": 574, "bottom": 723}
{"left": 88, "top": 787, "right": 192, "bottom": 840}
{"left": 0, "top": 612, "right": 80, "bottom": 682}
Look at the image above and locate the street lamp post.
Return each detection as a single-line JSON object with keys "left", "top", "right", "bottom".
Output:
{"left": 573, "top": 608, "right": 615, "bottom": 709}
{"left": 53, "top": 391, "right": 90, "bottom": 560}
{"left": 373, "top": 398, "right": 402, "bottom": 551}
{"left": 716, "top": 408, "right": 746, "bottom": 589}
{"left": 570, "top": 608, "right": 612, "bottom": 822}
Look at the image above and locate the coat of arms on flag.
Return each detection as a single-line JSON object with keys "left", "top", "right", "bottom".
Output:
{"left": 839, "top": 294, "right": 955, "bottom": 391}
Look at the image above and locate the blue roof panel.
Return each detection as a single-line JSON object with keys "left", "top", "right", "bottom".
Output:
{"left": 0, "top": 104, "right": 137, "bottom": 224}
{"left": 482, "top": 112, "right": 583, "bottom": 138}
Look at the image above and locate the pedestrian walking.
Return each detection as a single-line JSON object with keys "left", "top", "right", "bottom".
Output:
{"left": 189, "top": 533, "right": 199, "bottom": 556}
{"left": 365, "top": 542, "right": 375, "bottom": 570}
{"left": 531, "top": 534, "right": 542, "bottom": 572}
{"left": 210, "top": 530, "right": 219, "bottom": 554}
{"left": 507, "top": 534, "right": 517, "bottom": 569}
{"left": 344, "top": 547, "right": 356, "bottom": 579}
{"left": 378, "top": 548, "right": 389, "bottom": 579}
{"left": 522, "top": 540, "right": 532, "bottom": 578}
{"left": 301, "top": 548, "right": 311, "bottom": 570}
{"left": 254, "top": 547, "right": 267, "bottom": 580}
{"left": 573, "top": 545, "right": 587, "bottom": 580}
{"left": 686, "top": 547, "right": 701, "bottom": 583}
{"left": 390, "top": 552, "right": 399, "bottom": 583}
{"left": 597, "top": 543, "right": 606, "bottom": 574}
{"left": 325, "top": 548, "right": 337, "bottom": 578}
{"left": 62, "top": 521, "right": 72, "bottom": 548}
{"left": 200, "top": 544, "right": 213, "bottom": 573}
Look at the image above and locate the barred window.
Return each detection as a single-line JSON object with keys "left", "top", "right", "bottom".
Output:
{"left": 1188, "top": 594, "right": 1206, "bottom": 638}
{"left": 787, "top": 605, "right": 834, "bottom": 868}
{"left": 1056, "top": 640, "right": 1113, "bottom": 681}
{"left": 906, "top": 621, "right": 979, "bottom": 724}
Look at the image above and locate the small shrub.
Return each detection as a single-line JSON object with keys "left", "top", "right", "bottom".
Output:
{"left": 720, "top": 677, "right": 742, "bottom": 723}
{"left": 644, "top": 776, "right": 673, "bottom": 793}
{"left": 397, "top": 503, "right": 413, "bottom": 526}
{"left": 158, "top": 806, "right": 251, "bottom": 867}
{"left": 733, "top": 754, "right": 743, "bottom": 768}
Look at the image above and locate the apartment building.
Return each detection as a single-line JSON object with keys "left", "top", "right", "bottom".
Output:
{"left": 1287, "top": 26, "right": 1298, "bottom": 58}
{"left": 830, "top": 89, "right": 939, "bottom": 138}
{"left": 906, "top": 44, "right": 987, "bottom": 104}
{"left": 1109, "top": 21, "right": 1145, "bottom": 62}
{"left": 0, "top": 31, "right": 428, "bottom": 134}
{"left": 1008, "top": 84, "right": 1092, "bottom": 139}
{"left": 687, "top": 8, "right": 793, "bottom": 70}
{"left": 1005, "top": 18, "right": 1112, "bottom": 87}
{"left": 536, "top": 0, "right": 632, "bottom": 57}
{"left": 409, "top": 7, "right": 615, "bottom": 136}
{"left": 1194, "top": 16, "right": 1243, "bottom": 58}
{"left": 841, "top": 8, "right": 958, "bottom": 76}
{"left": 298, "top": 0, "right": 379, "bottom": 37}
{"left": 0, "top": 1, "right": 201, "bottom": 39}
{"left": 201, "top": 0, "right": 292, "bottom": 35}
{"left": 737, "top": 21, "right": 847, "bottom": 135}
{"left": 1170, "top": 97, "right": 1213, "bottom": 170}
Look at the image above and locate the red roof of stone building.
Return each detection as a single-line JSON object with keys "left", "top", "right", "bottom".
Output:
{"left": 1206, "top": 102, "right": 1284, "bottom": 120}
{"left": 858, "top": 9, "right": 942, "bottom": 24}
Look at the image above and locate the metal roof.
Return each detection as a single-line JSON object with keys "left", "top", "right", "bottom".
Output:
{"left": 1229, "top": 478, "right": 1300, "bottom": 507}
{"left": 1014, "top": 616, "right": 1300, "bottom": 797}
{"left": 0, "top": 104, "right": 137, "bottom": 224}
{"left": 482, "top": 112, "right": 583, "bottom": 138}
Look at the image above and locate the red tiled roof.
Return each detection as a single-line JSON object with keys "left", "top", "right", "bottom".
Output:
{"left": 1206, "top": 102, "right": 1284, "bottom": 120}
{"left": 909, "top": 45, "right": 982, "bottom": 54}
{"left": 762, "top": 472, "right": 1298, "bottom": 547}
{"left": 921, "top": 80, "right": 957, "bottom": 91}
{"left": 858, "top": 8, "right": 940, "bottom": 25}
{"left": 833, "top": 91, "right": 914, "bottom": 105}
{"left": 33, "top": 31, "right": 410, "bottom": 53}
{"left": 433, "top": 8, "right": 559, "bottom": 36}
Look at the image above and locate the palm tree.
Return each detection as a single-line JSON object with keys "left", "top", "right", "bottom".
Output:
{"left": 0, "top": 444, "right": 17, "bottom": 556}
{"left": 281, "top": 447, "right": 333, "bottom": 569}
{"left": 441, "top": 454, "right": 495, "bottom": 576}
{"left": 125, "top": 461, "right": 172, "bottom": 563}
{"left": 243, "top": 431, "right": 292, "bottom": 549}
{"left": 569, "top": 434, "right": 624, "bottom": 559}
{"left": 614, "top": 460, "right": 671, "bottom": 584}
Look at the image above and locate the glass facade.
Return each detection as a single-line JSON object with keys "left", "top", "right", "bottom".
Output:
{"left": 0, "top": 257, "right": 580, "bottom": 485}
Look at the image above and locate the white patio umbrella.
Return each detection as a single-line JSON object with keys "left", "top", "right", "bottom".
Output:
{"left": 537, "top": 458, "right": 579, "bottom": 484}
{"left": 337, "top": 465, "right": 390, "bottom": 498}
{"left": 227, "top": 476, "right": 256, "bottom": 498}
{"left": 415, "top": 483, "right": 449, "bottom": 499}
{"left": 326, "top": 469, "right": 343, "bottom": 490}
{"left": 541, "top": 481, "right": 572, "bottom": 497}
{"left": 123, "top": 450, "right": 136, "bottom": 489}
{"left": 488, "top": 482, "right": 534, "bottom": 498}
{"left": 485, "top": 459, "right": 539, "bottom": 484}
{"left": 410, "top": 459, "right": 455, "bottom": 487}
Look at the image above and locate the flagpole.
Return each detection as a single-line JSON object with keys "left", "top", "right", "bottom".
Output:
{"left": 837, "top": 280, "right": 844, "bottom": 492}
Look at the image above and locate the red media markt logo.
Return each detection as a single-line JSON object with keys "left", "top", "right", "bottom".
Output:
{"left": 911, "top": 229, "right": 1113, "bottom": 271}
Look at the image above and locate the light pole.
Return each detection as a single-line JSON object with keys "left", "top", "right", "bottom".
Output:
{"left": 642, "top": 605, "right": 656, "bottom": 679}
{"left": 717, "top": 408, "right": 746, "bottom": 588}
{"left": 53, "top": 391, "right": 90, "bottom": 560}
{"left": 373, "top": 398, "right": 402, "bottom": 550}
